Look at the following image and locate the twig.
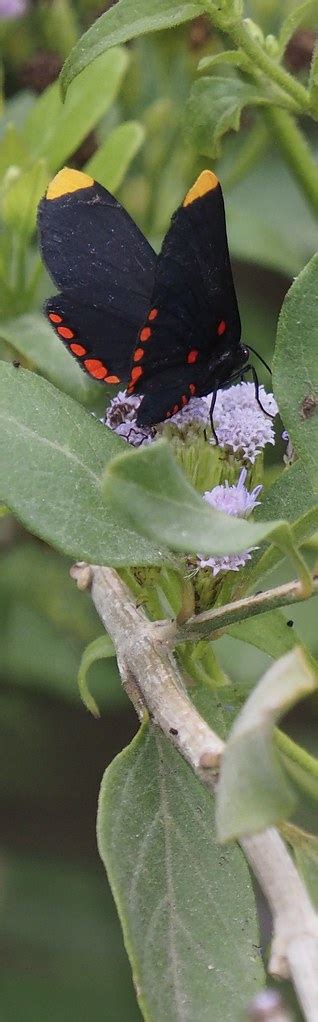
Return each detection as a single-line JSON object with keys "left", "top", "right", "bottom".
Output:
{"left": 71, "top": 562, "right": 318, "bottom": 1022}
{"left": 177, "top": 575, "right": 318, "bottom": 643}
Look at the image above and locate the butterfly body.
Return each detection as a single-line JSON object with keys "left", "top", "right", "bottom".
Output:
{"left": 38, "top": 166, "right": 249, "bottom": 421}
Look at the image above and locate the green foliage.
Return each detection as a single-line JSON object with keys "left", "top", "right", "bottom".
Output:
{"left": 98, "top": 723, "right": 264, "bottom": 1022}
{"left": 0, "top": 365, "right": 163, "bottom": 565}
{"left": 2, "top": 0, "right": 318, "bottom": 1017}
{"left": 61, "top": 0, "right": 206, "bottom": 93}
{"left": 216, "top": 648, "right": 317, "bottom": 841}
{"left": 273, "top": 255, "right": 318, "bottom": 495}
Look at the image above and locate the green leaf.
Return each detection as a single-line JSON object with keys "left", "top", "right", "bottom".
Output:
{"left": 0, "top": 314, "right": 100, "bottom": 405}
{"left": 0, "top": 365, "right": 164, "bottom": 566}
{"left": 98, "top": 724, "right": 264, "bottom": 1022}
{"left": 273, "top": 254, "right": 318, "bottom": 496}
{"left": 278, "top": 0, "right": 318, "bottom": 56}
{"left": 0, "top": 124, "right": 29, "bottom": 180}
{"left": 216, "top": 648, "right": 317, "bottom": 842}
{"left": 22, "top": 48, "right": 129, "bottom": 172}
{"left": 61, "top": 0, "right": 206, "bottom": 95}
{"left": 228, "top": 609, "right": 298, "bottom": 659}
{"left": 246, "top": 461, "right": 318, "bottom": 589}
{"left": 198, "top": 50, "right": 249, "bottom": 73}
{"left": 85, "top": 121, "right": 145, "bottom": 193}
{"left": 78, "top": 635, "right": 116, "bottom": 717}
{"left": 2, "top": 160, "right": 49, "bottom": 237}
{"left": 225, "top": 147, "right": 318, "bottom": 277}
{"left": 102, "top": 437, "right": 297, "bottom": 559}
{"left": 186, "top": 76, "right": 274, "bottom": 158}
{"left": 309, "top": 41, "right": 318, "bottom": 112}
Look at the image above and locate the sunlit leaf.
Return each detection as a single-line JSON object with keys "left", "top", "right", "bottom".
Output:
{"left": 186, "top": 76, "right": 275, "bottom": 158}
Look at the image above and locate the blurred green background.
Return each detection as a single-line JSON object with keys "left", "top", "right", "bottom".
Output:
{"left": 0, "top": 0, "right": 318, "bottom": 1017}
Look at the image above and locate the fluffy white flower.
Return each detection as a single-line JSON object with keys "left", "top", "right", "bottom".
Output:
{"left": 210, "top": 381, "right": 278, "bottom": 463}
{"left": 198, "top": 469, "right": 262, "bottom": 576}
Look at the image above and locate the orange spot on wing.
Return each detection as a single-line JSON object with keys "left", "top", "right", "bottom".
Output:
{"left": 131, "top": 366, "right": 143, "bottom": 383}
{"left": 84, "top": 359, "right": 107, "bottom": 380}
{"left": 181, "top": 395, "right": 188, "bottom": 406}
{"left": 183, "top": 169, "right": 219, "bottom": 207}
{"left": 133, "top": 347, "right": 144, "bottom": 362}
{"left": 49, "top": 312, "right": 62, "bottom": 324}
{"left": 140, "top": 327, "right": 151, "bottom": 342}
{"left": 148, "top": 308, "right": 158, "bottom": 321}
{"left": 187, "top": 349, "right": 198, "bottom": 364}
{"left": 58, "top": 325, "right": 74, "bottom": 340}
{"left": 70, "top": 343, "right": 86, "bottom": 356}
{"left": 172, "top": 404, "right": 179, "bottom": 415}
{"left": 217, "top": 320, "right": 226, "bottom": 336}
{"left": 106, "top": 375, "right": 120, "bottom": 384}
{"left": 189, "top": 383, "right": 196, "bottom": 395}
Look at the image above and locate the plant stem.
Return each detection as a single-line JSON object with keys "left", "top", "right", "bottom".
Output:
{"left": 176, "top": 575, "right": 318, "bottom": 643}
{"left": 264, "top": 107, "right": 318, "bottom": 217}
{"left": 275, "top": 729, "right": 318, "bottom": 784}
{"left": 210, "top": 8, "right": 310, "bottom": 111}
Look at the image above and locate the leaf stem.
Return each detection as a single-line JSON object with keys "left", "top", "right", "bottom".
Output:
{"left": 275, "top": 729, "right": 318, "bottom": 784}
{"left": 176, "top": 575, "right": 318, "bottom": 643}
{"left": 263, "top": 107, "right": 318, "bottom": 218}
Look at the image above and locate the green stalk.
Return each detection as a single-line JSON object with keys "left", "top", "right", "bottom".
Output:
{"left": 264, "top": 107, "right": 318, "bottom": 218}
{"left": 275, "top": 728, "right": 318, "bottom": 790}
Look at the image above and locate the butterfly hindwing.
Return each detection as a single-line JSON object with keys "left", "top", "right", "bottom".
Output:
{"left": 46, "top": 294, "right": 133, "bottom": 382}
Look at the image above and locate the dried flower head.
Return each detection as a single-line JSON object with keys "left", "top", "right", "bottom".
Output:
{"left": 105, "top": 391, "right": 153, "bottom": 447}
{"left": 198, "top": 469, "right": 262, "bottom": 576}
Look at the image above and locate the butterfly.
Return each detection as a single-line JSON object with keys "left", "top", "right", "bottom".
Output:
{"left": 38, "top": 166, "right": 254, "bottom": 430}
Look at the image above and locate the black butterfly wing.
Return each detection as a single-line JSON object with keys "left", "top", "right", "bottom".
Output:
{"left": 128, "top": 170, "right": 245, "bottom": 421}
{"left": 38, "top": 168, "right": 156, "bottom": 381}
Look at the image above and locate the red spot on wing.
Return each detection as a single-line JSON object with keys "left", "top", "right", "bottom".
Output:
{"left": 58, "top": 325, "right": 74, "bottom": 340}
{"left": 133, "top": 347, "right": 144, "bottom": 362}
{"left": 148, "top": 308, "right": 158, "bottom": 321}
{"left": 189, "top": 384, "right": 196, "bottom": 395}
{"left": 49, "top": 312, "right": 62, "bottom": 324}
{"left": 172, "top": 404, "right": 179, "bottom": 415}
{"left": 140, "top": 327, "right": 151, "bottom": 342}
{"left": 70, "top": 343, "right": 86, "bottom": 356}
{"left": 217, "top": 320, "right": 226, "bottom": 336}
{"left": 106, "top": 375, "right": 120, "bottom": 384}
{"left": 84, "top": 359, "right": 108, "bottom": 380}
{"left": 181, "top": 395, "right": 188, "bottom": 406}
{"left": 131, "top": 366, "right": 143, "bottom": 384}
{"left": 187, "top": 349, "right": 198, "bottom": 364}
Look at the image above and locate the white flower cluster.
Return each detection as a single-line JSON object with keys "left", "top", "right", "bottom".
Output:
{"left": 212, "top": 382, "right": 278, "bottom": 463}
{"left": 198, "top": 469, "right": 262, "bottom": 576}
{"left": 105, "top": 381, "right": 278, "bottom": 463}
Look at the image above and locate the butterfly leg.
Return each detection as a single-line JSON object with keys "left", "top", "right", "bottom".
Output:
{"left": 244, "top": 364, "right": 273, "bottom": 419}
{"left": 209, "top": 389, "right": 219, "bottom": 444}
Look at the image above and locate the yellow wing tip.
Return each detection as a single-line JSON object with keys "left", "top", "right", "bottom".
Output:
{"left": 46, "top": 167, "right": 94, "bottom": 200}
{"left": 183, "top": 169, "right": 219, "bottom": 208}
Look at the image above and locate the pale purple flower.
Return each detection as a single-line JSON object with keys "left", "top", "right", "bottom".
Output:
{"left": 105, "top": 390, "right": 153, "bottom": 447}
{"left": 0, "top": 0, "right": 27, "bottom": 17}
{"left": 198, "top": 469, "right": 262, "bottom": 576}
{"left": 168, "top": 396, "right": 209, "bottom": 427}
{"left": 211, "top": 382, "right": 278, "bottom": 462}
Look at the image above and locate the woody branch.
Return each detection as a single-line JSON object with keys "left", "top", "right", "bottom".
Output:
{"left": 71, "top": 562, "right": 318, "bottom": 1022}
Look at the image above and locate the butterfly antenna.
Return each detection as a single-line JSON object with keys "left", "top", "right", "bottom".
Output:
{"left": 247, "top": 345, "right": 272, "bottom": 377}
